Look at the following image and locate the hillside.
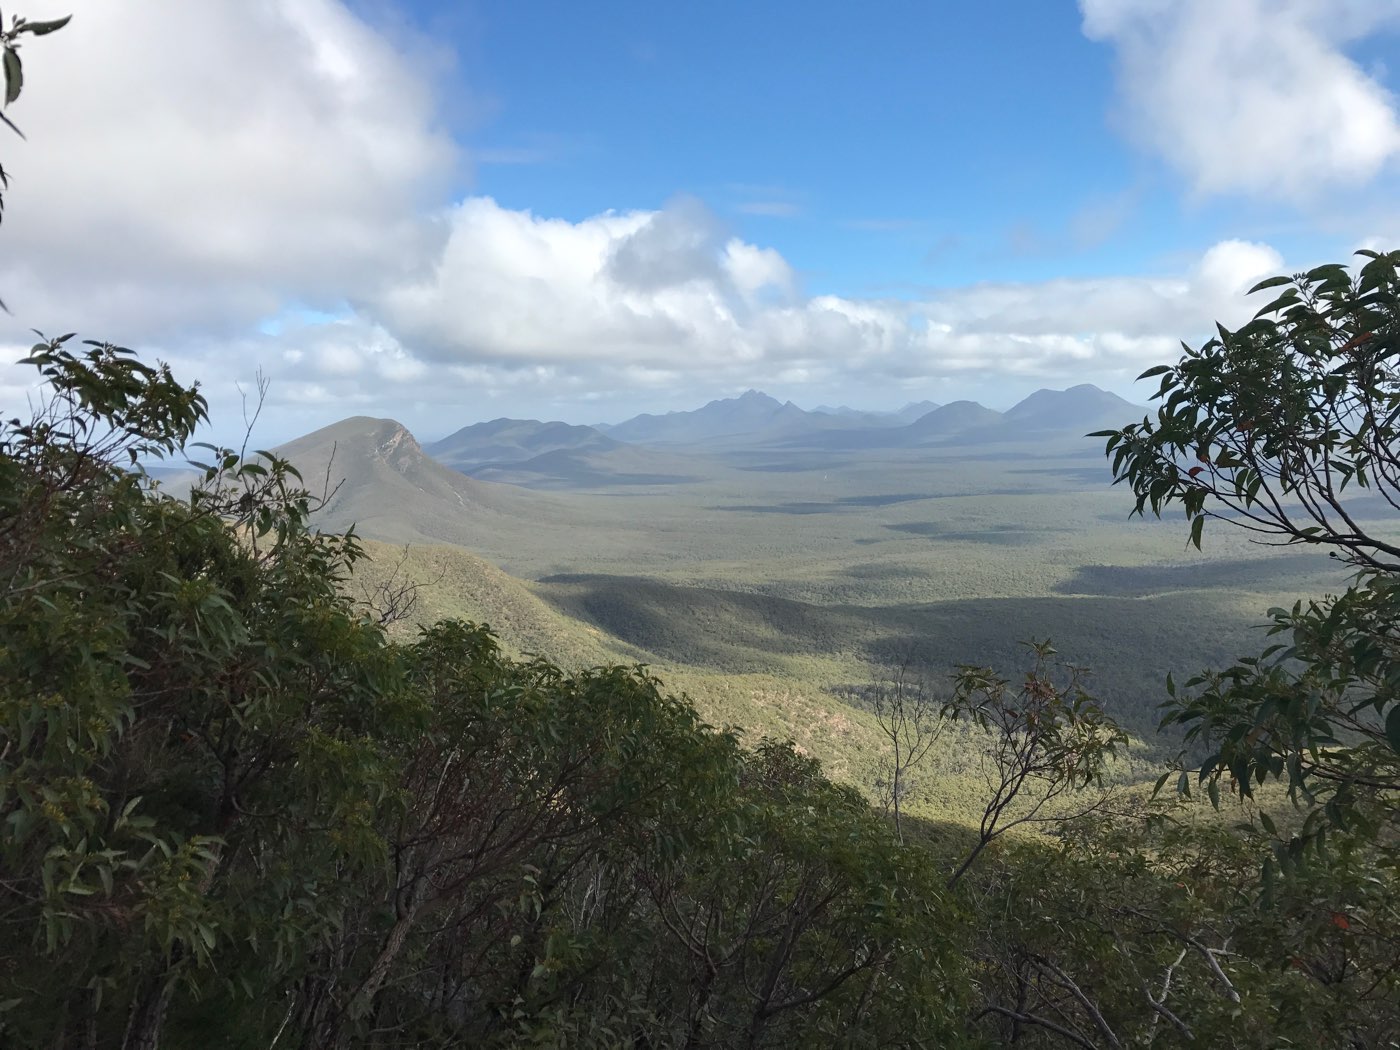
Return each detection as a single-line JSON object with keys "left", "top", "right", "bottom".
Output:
{"left": 348, "top": 539, "right": 901, "bottom": 789}
{"left": 422, "top": 415, "right": 722, "bottom": 489}
{"left": 529, "top": 571, "right": 1273, "bottom": 742}
{"left": 466, "top": 444, "right": 714, "bottom": 489}
{"left": 274, "top": 416, "right": 564, "bottom": 546}
{"left": 352, "top": 538, "right": 637, "bottom": 667}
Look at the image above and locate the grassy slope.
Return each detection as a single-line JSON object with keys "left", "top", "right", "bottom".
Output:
{"left": 350, "top": 540, "right": 911, "bottom": 806}
{"left": 350, "top": 538, "right": 1203, "bottom": 827}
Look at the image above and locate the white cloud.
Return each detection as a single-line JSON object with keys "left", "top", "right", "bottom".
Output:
{"left": 0, "top": 1, "right": 1338, "bottom": 440}
{"left": 359, "top": 190, "right": 1295, "bottom": 419}
{"left": 0, "top": 168, "right": 1306, "bottom": 438}
{"left": 0, "top": 0, "right": 458, "bottom": 340}
{"left": 734, "top": 201, "right": 802, "bottom": 218}
{"left": 722, "top": 240, "right": 795, "bottom": 301}
{"left": 1081, "top": 0, "right": 1400, "bottom": 199}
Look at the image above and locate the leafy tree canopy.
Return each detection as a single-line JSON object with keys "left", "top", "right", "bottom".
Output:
{"left": 0, "top": 337, "right": 972, "bottom": 1049}
{"left": 1096, "top": 250, "right": 1400, "bottom": 861}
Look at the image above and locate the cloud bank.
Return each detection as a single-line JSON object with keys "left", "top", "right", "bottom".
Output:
{"left": 1081, "top": 0, "right": 1400, "bottom": 200}
{"left": 175, "top": 200, "right": 1284, "bottom": 433}
{"left": 0, "top": 0, "right": 458, "bottom": 338}
{"left": 0, "top": 0, "right": 1387, "bottom": 437}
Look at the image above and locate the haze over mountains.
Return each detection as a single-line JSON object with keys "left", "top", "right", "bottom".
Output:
{"left": 425, "top": 417, "right": 708, "bottom": 489}
{"left": 586, "top": 384, "right": 1139, "bottom": 451}
{"left": 812, "top": 401, "right": 939, "bottom": 426}
{"left": 595, "top": 390, "right": 817, "bottom": 447}
{"left": 275, "top": 383, "right": 1143, "bottom": 502}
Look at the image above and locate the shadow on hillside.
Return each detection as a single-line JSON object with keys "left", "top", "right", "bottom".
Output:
{"left": 1054, "top": 553, "right": 1336, "bottom": 597}
{"left": 1006, "top": 464, "right": 1115, "bottom": 486}
{"left": 885, "top": 521, "right": 1060, "bottom": 545}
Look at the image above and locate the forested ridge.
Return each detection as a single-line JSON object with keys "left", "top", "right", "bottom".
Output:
{"left": 3, "top": 15, "right": 1400, "bottom": 1049}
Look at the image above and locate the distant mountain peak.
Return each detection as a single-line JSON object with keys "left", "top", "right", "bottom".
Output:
{"left": 906, "top": 400, "right": 1003, "bottom": 435}
{"left": 607, "top": 388, "right": 809, "bottom": 445}
{"left": 725, "top": 389, "right": 781, "bottom": 408}
{"left": 424, "top": 417, "right": 618, "bottom": 473}
{"left": 1004, "top": 385, "right": 1140, "bottom": 428}
{"left": 271, "top": 414, "right": 550, "bottom": 548}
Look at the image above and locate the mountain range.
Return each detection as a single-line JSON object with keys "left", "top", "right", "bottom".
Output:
{"left": 271, "top": 384, "right": 1144, "bottom": 537}
{"left": 588, "top": 385, "right": 1136, "bottom": 451}
{"left": 596, "top": 390, "right": 820, "bottom": 447}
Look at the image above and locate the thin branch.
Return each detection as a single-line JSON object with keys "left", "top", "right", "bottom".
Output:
{"left": 974, "top": 1005, "right": 1101, "bottom": 1050}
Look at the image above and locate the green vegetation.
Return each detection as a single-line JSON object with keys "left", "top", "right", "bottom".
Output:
{"left": 8, "top": 255, "right": 1398, "bottom": 1048}
{"left": 3, "top": 21, "right": 1397, "bottom": 1043}
{"left": 1, "top": 339, "right": 975, "bottom": 1048}
{"left": 1099, "top": 249, "right": 1400, "bottom": 867}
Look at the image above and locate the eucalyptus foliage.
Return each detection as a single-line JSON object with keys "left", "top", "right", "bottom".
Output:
{"left": 1095, "top": 251, "right": 1400, "bottom": 843}
{"left": 0, "top": 341, "right": 972, "bottom": 1049}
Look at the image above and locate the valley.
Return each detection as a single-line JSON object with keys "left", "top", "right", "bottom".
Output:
{"left": 284, "top": 384, "right": 1351, "bottom": 823}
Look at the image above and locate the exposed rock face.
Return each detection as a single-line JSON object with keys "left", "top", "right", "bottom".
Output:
{"left": 374, "top": 422, "right": 426, "bottom": 475}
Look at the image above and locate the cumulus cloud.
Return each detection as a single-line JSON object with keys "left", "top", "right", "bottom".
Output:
{"left": 606, "top": 196, "right": 727, "bottom": 292}
{"left": 1, "top": 152, "right": 1301, "bottom": 438}
{"left": 0, "top": 0, "right": 458, "bottom": 340}
{"left": 1081, "top": 0, "right": 1400, "bottom": 199}
{"left": 0, "top": 1, "right": 1332, "bottom": 439}
{"left": 371, "top": 196, "right": 811, "bottom": 371}
{"left": 358, "top": 189, "right": 1290, "bottom": 423}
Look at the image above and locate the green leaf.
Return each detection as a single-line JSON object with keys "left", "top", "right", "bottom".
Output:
{"left": 3, "top": 47, "right": 22, "bottom": 106}
{"left": 1247, "top": 275, "right": 1292, "bottom": 294}
{"left": 24, "top": 15, "right": 71, "bottom": 36}
{"left": 1304, "top": 263, "right": 1348, "bottom": 282}
{"left": 1386, "top": 704, "right": 1400, "bottom": 755}
{"left": 1189, "top": 514, "right": 1204, "bottom": 551}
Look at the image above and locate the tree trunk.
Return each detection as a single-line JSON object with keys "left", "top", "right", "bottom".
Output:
{"left": 121, "top": 973, "right": 175, "bottom": 1050}
{"left": 307, "top": 875, "right": 430, "bottom": 1049}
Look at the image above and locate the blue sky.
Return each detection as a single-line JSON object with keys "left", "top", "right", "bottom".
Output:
{"left": 2, "top": 1, "right": 1399, "bottom": 441}
{"left": 405, "top": 0, "right": 1394, "bottom": 286}
{"left": 452, "top": 2, "right": 1132, "bottom": 288}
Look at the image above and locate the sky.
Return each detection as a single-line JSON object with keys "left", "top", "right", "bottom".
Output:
{"left": 2, "top": 0, "right": 1399, "bottom": 444}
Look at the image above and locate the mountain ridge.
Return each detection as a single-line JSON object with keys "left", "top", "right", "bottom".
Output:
{"left": 274, "top": 415, "right": 560, "bottom": 545}
{"left": 594, "top": 384, "right": 1140, "bottom": 451}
